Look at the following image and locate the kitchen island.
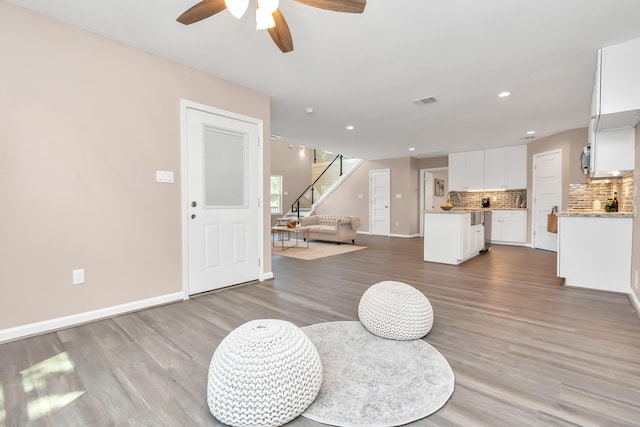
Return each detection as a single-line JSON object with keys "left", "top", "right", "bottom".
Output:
{"left": 423, "top": 209, "right": 484, "bottom": 265}
{"left": 557, "top": 210, "right": 632, "bottom": 293}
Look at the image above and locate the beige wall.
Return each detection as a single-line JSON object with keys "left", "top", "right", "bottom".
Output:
{"left": 269, "top": 142, "right": 313, "bottom": 224}
{"left": 316, "top": 157, "right": 420, "bottom": 236}
{"left": 417, "top": 156, "right": 448, "bottom": 169}
{"left": 632, "top": 123, "right": 640, "bottom": 305}
{"left": 526, "top": 128, "right": 589, "bottom": 241}
{"left": 0, "top": 2, "right": 271, "bottom": 331}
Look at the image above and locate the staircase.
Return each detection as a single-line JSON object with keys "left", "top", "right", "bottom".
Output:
{"left": 283, "top": 151, "right": 362, "bottom": 220}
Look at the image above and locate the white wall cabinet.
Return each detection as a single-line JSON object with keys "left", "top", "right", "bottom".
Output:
{"left": 491, "top": 210, "right": 526, "bottom": 245}
{"left": 589, "top": 37, "right": 639, "bottom": 177}
{"left": 484, "top": 145, "right": 527, "bottom": 189}
{"left": 558, "top": 216, "right": 631, "bottom": 293}
{"left": 448, "top": 150, "right": 484, "bottom": 191}
{"left": 597, "top": 37, "right": 640, "bottom": 120}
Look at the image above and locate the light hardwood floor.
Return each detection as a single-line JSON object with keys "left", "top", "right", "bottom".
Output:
{"left": 1, "top": 236, "right": 640, "bottom": 426}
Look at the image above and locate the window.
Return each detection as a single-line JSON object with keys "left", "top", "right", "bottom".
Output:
{"left": 270, "top": 175, "right": 283, "bottom": 214}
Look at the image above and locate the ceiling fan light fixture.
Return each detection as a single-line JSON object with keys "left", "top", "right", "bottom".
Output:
{"left": 256, "top": 6, "right": 275, "bottom": 30}
{"left": 225, "top": 0, "right": 249, "bottom": 19}
{"left": 258, "top": 0, "right": 279, "bottom": 14}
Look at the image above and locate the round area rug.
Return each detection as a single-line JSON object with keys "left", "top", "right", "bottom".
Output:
{"left": 301, "top": 321, "right": 454, "bottom": 427}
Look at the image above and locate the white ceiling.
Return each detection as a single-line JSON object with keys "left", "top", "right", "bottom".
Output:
{"left": 7, "top": 0, "right": 640, "bottom": 160}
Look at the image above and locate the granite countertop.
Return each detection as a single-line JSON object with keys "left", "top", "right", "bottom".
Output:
{"left": 424, "top": 207, "right": 527, "bottom": 214}
{"left": 558, "top": 210, "right": 633, "bottom": 218}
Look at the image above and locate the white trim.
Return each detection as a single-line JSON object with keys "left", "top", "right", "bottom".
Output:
{"left": 389, "top": 233, "right": 421, "bottom": 238}
{"left": 260, "top": 272, "right": 274, "bottom": 281}
{"left": 629, "top": 292, "right": 640, "bottom": 319}
{"left": 0, "top": 292, "right": 184, "bottom": 344}
{"left": 180, "top": 99, "right": 265, "bottom": 298}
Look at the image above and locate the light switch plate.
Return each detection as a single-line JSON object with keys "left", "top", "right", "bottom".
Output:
{"left": 156, "top": 170, "right": 174, "bottom": 183}
{"left": 72, "top": 269, "right": 85, "bottom": 285}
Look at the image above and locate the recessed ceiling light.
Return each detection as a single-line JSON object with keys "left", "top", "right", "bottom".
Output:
{"left": 270, "top": 133, "right": 282, "bottom": 140}
{"left": 346, "top": 125, "right": 355, "bottom": 131}
{"left": 409, "top": 147, "right": 416, "bottom": 151}
{"left": 526, "top": 131, "right": 536, "bottom": 135}
{"left": 498, "top": 91, "right": 511, "bottom": 98}
{"left": 304, "top": 107, "right": 314, "bottom": 114}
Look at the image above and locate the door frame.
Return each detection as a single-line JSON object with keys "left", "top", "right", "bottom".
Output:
{"left": 419, "top": 167, "right": 447, "bottom": 237}
{"left": 180, "top": 99, "right": 266, "bottom": 299}
{"left": 369, "top": 168, "right": 391, "bottom": 236}
{"left": 531, "top": 149, "right": 562, "bottom": 250}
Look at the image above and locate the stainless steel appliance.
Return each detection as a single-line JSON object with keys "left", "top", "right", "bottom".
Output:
{"left": 481, "top": 211, "right": 492, "bottom": 253}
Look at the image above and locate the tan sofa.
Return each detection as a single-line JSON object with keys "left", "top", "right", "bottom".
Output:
{"left": 299, "top": 215, "right": 360, "bottom": 244}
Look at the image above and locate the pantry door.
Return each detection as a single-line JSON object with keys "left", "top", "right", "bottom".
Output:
{"left": 184, "top": 105, "right": 261, "bottom": 295}
{"left": 532, "top": 150, "right": 562, "bottom": 252}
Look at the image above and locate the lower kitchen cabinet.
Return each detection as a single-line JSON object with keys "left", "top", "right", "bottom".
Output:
{"left": 424, "top": 212, "right": 484, "bottom": 265}
{"left": 491, "top": 210, "right": 527, "bottom": 245}
{"left": 558, "top": 215, "right": 631, "bottom": 293}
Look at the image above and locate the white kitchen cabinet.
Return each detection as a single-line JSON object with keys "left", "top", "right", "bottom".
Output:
{"left": 469, "top": 224, "right": 484, "bottom": 255}
{"left": 424, "top": 212, "right": 483, "bottom": 265}
{"left": 598, "top": 37, "right": 640, "bottom": 120}
{"left": 484, "top": 145, "right": 527, "bottom": 189}
{"left": 590, "top": 127, "right": 635, "bottom": 177}
{"left": 588, "top": 37, "right": 639, "bottom": 177}
{"left": 491, "top": 210, "right": 527, "bottom": 245}
{"left": 558, "top": 215, "right": 631, "bottom": 293}
{"left": 448, "top": 150, "right": 485, "bottom": 191}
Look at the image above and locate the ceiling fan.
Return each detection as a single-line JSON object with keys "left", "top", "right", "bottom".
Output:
{"left": 177, "top": 0, "right": 366, "bottom": 53}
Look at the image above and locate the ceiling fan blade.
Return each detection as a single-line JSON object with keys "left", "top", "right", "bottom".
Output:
{"left": 268, "top": 9, "right": 294, "bottom": 53}
{"left": 294, "top": 0, "right": 366, "bottom": 13}
{"left": 177, "top": 0, "right": 227, "bottom": 25}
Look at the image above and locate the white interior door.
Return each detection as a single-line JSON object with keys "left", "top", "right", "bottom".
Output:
{"left": 532, "top": 150, "right": 562, "bottom": 252}
{"left": 419, "top": 170, "right": 434, "bottom": 236}
{"left": 186, "top": 107, "right": 259, "bottom": 294}
{"left": 370, "top": 169, "right": 390, "bottom": 236}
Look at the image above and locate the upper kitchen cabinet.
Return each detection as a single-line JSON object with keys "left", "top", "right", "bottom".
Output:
{"left": 484, "top": 145, "right": 527, "bottom": 190}
{"left": 589, "top": 37, "right": 639, "bottom": 177}
{"left": 595, "top": 37, "right": 640, "bottom": 124}
{"left": 449, "top": 150, "right": 485, "bottom": 191}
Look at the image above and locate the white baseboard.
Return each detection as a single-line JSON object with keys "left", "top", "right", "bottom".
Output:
{"left": 0, "top": 292, "right": 185, "bottom": 344}
{"left": 260, "top": 272, "right": 274, "bottom": 281}
{"left": 356, "top": 231, "right": 419, "bottom": 239}
{"left": 390, "top": 233, "right": 420, "bottom": 238}
{"left": 630, "top": 291, "right": 640, "bottom": 320}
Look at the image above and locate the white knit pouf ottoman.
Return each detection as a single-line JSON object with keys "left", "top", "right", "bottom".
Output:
{"left": 207, "top": 319, "right": 323, "bottom": 427}
{"left": 358, "top": 281, "right": 434, "bottom": 340}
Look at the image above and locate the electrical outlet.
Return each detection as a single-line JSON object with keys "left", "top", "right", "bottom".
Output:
{"left": 493, "top": 196, "right": 497, "bottom": 201}
{"left": 395, "top": 221, "right": 400, "bottom": 227}
{"left": 73, "top": 269, "right": 85, "bottom": 285}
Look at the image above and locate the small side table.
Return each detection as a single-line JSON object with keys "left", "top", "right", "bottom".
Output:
{"left": 272, "top": 226, "right": 310, "bottom": 250}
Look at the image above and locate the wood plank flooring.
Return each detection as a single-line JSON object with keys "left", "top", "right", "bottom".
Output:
{"left": 1, "top": 235, "right": 639, "bottom": 426}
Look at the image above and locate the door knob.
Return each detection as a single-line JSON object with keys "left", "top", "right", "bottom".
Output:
{"left": 191, "top": 214, "right": 196, "bottom": 219}
{"left": 191, "top": 201, "right": 197, "bottom": 207}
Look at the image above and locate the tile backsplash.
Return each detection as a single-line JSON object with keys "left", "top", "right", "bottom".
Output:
{"left": 567, "top": 172, "right": 633, "bottom": 212}
{"left": 448, "top": 189, "right": 527, "bottom": 209}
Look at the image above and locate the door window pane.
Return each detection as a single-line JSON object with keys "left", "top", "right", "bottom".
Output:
{"left": 270, "top": 175, "right": 282, "bottom": 214}
{"left": 203, "top": 126, "right": 246, "bottom": 207}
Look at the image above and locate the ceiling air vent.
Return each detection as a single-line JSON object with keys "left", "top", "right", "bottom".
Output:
{"left": 412, "top": 96, "right": 438, "bottom": 106}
